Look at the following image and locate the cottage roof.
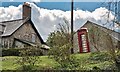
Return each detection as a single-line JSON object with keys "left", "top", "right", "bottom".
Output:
{"left": 0, "top": 18, "right": 46, "bottom": 44}
{"left": 0, "top": 19, "right": 26, "bottom": 37}
{"left": 82, "top": 21, "right": 120, "bottom": 41}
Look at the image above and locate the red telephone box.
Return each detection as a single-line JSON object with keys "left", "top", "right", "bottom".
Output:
{"left": 77, "top": 28, "right": 90, "bottom": 53}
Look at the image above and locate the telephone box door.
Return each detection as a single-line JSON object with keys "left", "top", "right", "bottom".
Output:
{"left": 78, "top": 29, "right": 90, "bottom": 53}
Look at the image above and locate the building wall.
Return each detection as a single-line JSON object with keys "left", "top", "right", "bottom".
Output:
{"left": 73, "top": 22, "right": 118, "bottom": 53}
{"left": 0, "top": 25, "right": 2, "bottom": 34}
{"left": 0, "top": 37, "right": 1, "bottom": 47}
{"left": 2, "top": 21, "right": 41, "bottom": 48}
{"left": 73, "top": 32, "right": 79, "bottom": 53}
{"left": 83, "top": 23, "right": 114, "bottom": 52}
{"left": 0, "top": 25, "right": 2, "bottom": 46}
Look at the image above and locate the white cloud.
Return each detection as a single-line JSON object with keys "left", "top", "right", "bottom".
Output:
{"left": 31, "top": 0, "right": 41, "bottom": 2}
{"left": 10, "top": 0, "right": 14, "bottom": 1}
{"left": 0, "top": 2, "right": 117, "bottom": 41}
{"left": 0, "top": 5, "right": 22, "bottom": 21}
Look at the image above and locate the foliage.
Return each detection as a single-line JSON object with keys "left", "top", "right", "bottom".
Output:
{"left": 47, "top": 18, "right": 71, "bottom": 48}
{"left": 100, "top": 2, "right": 120, "bottom": 70}
{"left": 47, "top": 31, "right": 70, "bottom": 48}
{"left": 49, "top": 44, "right": 80, "bottom": 69}
{"left": 47, "top": 18, "right": 80, "bottom": 69}
{"left": 17, "top": 46, "right": 42, "bottom": 70}
{"left": 87, "top": 52, "right": 118, "bottom": 70}
{"left": 1, "top": 56, "right": 59, "bottom": 70}
{"left": 2, "top": 48, "right": 20, "bottom": 56}
{"left": 1, "top": 53, "right": 117, "bottom": 71}
{"left": 2, "top": 47, "right": 43, "bottom": 56}
{"left": 89, "top": 14, "right": 120, "bottom": 70}
{"left": 88, "top": 52, "right": 112, "bottom": 62}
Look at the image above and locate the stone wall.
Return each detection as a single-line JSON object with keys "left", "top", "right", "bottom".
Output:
{"left": 73, "top": 32, "right": 79, "bottom": 53}
{"left": 1, "top": 20, "right": 41, "bottom": 48}
{"left": 73, "top": 21, "right": 119, "bottom": 53}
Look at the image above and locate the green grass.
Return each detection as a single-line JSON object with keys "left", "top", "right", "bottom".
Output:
{"left": 1, "top": 56, "right": 59, "bottom": 70}
{"left": 74, "top": 53, "right": 90, "bottom": 60}
{"left": 1, "top": 56, "right": 20, "bottom": 70}
{"left": 34, "top": 56, "right": 60, "bottom": 70}
{"left": 1, "top": 53, "right": 115, "bottom": 70}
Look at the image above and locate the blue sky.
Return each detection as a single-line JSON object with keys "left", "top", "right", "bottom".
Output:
{"left": 1, "top": 0, "right": 120, "bottom": 2}
{"left": 1, "top": 0, "right": 119, "bottom": 11}
{"left": 1, "top": 2, "right": 105, "bottom": 11}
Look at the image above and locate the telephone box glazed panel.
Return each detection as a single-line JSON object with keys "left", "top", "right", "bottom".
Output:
{"left": 77, "top": 28, "right": 90, "bottom": 53}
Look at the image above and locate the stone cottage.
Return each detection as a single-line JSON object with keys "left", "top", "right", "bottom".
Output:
{"left": 0, "top": 2, "right": 49, "bottom": 49}
{"left": 73, "top": 21, "right": 120, "bottom": 53}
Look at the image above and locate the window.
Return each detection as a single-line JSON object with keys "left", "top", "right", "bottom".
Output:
{"left": 81, "top": 34, "right": 87, "bottom": 52}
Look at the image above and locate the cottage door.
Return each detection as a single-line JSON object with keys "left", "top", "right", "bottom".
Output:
{"left": 78, "top": 28, "right": 90, "bottom": 53}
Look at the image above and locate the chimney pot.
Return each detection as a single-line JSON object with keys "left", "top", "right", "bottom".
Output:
{"left": 24, "top": 2, "right": 30, "bottom": 6}
{"left": 23, "top": 2, "right": 31, "bottom": 19}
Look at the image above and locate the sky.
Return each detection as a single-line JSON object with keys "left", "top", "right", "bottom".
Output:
{"left": 2, "top": 0, "right": 120, "bottom": 2}
{"left": 0, "top": 0, "right": 120, "bottom": 41}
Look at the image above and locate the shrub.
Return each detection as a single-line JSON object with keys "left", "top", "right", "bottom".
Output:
{"left": 88, "top": 52, "right": 112, "bottom": 62}
{"left": 48, "top": 44, "right": 80, "bottom": 70}
{"left": 17, "top": 47, "right": 41, "bottom": 70}
{"left": 2, "top": 48, "right": 20, "bottom": 56}
{"left": 19, "top": 47, "right": 43, "bottom": 56}
{"left": 2, "top": 47, "right": 44, "bottom": 56}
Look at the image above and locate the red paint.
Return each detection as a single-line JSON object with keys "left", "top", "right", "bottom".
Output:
{"left": 77, "top": 28, "right": 90, "bottom": 53}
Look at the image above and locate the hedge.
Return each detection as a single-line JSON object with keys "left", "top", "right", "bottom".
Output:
{"left": 1, "top": 47, "right": 45, "bottom": 56}
{"left": 2, "top": 48, "right": 20, "bottom": 56}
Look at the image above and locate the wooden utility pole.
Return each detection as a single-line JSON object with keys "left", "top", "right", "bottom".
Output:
{"left": 71, "top": 0, "right": 74, "bottom": 54}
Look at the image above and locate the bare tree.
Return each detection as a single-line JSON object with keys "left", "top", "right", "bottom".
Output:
{"left": 105, "top": 1, "right": 120, "bottom": 70}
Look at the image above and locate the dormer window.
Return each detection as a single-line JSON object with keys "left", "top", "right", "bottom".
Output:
{"left": 0, "top": 24, "right": 5, "bottom": 35}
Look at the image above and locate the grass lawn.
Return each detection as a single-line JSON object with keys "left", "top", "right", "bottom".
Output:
{"left": 1, "top": 56, "right": 60, "bottom": 70}
{"left": 1, "top": 53, "right": 115, "bottom": 70}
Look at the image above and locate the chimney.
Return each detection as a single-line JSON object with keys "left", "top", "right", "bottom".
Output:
{"left": 23, "top": 2, "right": 31, "bottom": 19}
